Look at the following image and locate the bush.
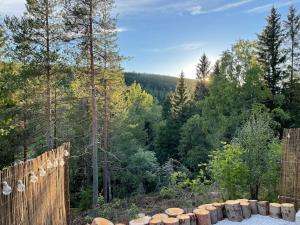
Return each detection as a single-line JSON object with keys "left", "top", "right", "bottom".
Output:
{"left": 210, "top": 144, "right": 249, "bottom": 199}
{"left": 79, "top": 187, "right": 93, "bottom": 210}
{"left": 159, "top": 187, "right": 177, "bottom": 199}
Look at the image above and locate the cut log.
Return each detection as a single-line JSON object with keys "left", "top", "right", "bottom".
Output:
{"left": 165, "top": 208, "right": 184, "bottom": 217}
{"left": 177, "top": 214, "right": 190, "bottom": 225}
{"left": 130, "top": 216, "right": 152, "bottom": 225}
{"left": 198, "top": 204, "right": 212, "bottom": 209}
{"left": 249, "top": 200, "right": 258, "bottom": 214}
{"left": 269, "top": 203, "right": 281, "bottom": 219}
{"left": 238, "top": 199, "right": 249, "bottom": 203}
{"left": 281, "top": 203, "right": 296, "bottom": 222}
{"left": 206, "top": 206, "right": 218, "bottom": 224}
{"left": 163, "top": 217, "right": 179, "bottom": 225}
{"left": 240, "top": 202, "right": 251, "bottom": 219}
{"left": 150, "top": 219, "right": 163, "bottom": 225}
{"left": 92, "top": 218, "right": 114, "bottom": 225}
{"left": 152, "top": 214, "right": 169, "bottom": 220}
{"left": 212, "top": 203, "right": 224, "bottom": 221}
{"left": 225, "top": 200, "right": 243, "bottom": 222}
{"left": 257, "top": 201, "right": 269, "bottom": 216}
{"left": 220, "top": 203, "right": 227, "bottom": 218}
{"left": 186, "top": 213, "right": 196, "bottom": 225}
{"left": 193, "top": 208, "right": 211, "bottom": 225}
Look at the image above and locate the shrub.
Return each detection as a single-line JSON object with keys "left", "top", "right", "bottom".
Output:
{"left": 79, "top": 187, "right": 93, "bottom": 210}
{"left": 159, "top": 187, "right": 177, "bottom": 199}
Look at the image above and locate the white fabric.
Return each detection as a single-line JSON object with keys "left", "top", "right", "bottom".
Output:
{"left": 217, "top": 215, "right": 295, "bottom": 225}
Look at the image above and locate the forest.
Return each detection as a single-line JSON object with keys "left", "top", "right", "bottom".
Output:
{"left": 0, "top": 0, "right": 300, "bottom": 223}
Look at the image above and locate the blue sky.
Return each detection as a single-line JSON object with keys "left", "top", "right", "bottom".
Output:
{"left": 1, "top": 0, "right": 300, "bottom": 78}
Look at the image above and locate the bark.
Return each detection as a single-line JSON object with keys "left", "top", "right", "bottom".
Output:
{"left": 240, "top": 202, "right": 251, "bottom": 219}
{"left": 269, "top": 203, "right": 281, "bottom": 219}
{"left": 89, "top": 0, "right": 99, "bottom": 209}
{"left": 193, "top": 209, "right": 211, "bottom": 225}
{"left": 281, "top": 203, "right": 296, "bottom": 221}
{"left": 257, "top": 201, "right": 269, "bottom": 216}
{"left": 249, "top": 200, "right": 258, "bottom": 214}
{"left": 225, "top": 200, "right": 243, "bottom": 222}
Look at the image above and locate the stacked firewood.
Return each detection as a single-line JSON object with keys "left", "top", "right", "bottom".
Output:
{"left": 89, "top": 199, "right": 296, "bottom": 225}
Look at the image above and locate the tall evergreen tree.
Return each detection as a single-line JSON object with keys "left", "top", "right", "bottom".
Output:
{"left": 24, "top": 0, "right": 65, "bottom": 149}
{"left": 284, "top": 5, "right": 300, "bottom": 105}
{"left": 194, "top": 54, "right": 210, "bottom": 101}
{"left": 213, "top": 60, "right": 221, "bottom": 77}
{"left": 257, "top": 7, "right": 286, "bottom": 104}
{"left": 170, "top": 71, "right": 189, "bottom": 118}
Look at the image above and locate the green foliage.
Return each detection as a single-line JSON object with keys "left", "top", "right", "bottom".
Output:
{"left": 79, "top": 187, "right": 93, "bottom": 210}
{"left": 210, "top": 144, "right": 249, "bottom": 199}
{"left": 159, "top": 187, "right": 177, "bottom": 199}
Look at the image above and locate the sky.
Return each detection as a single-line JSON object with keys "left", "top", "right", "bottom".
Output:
{"left": 0, "top": 0, "right": 300, "bottom": 78}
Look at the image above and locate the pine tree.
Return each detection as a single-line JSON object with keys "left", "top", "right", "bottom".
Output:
{"left": 170, "top": 71, "right": 189, "bottom": 118}
{"left": 257, "top": 7, "right": 286, "bottom": 102}
{"left": 213, "top": 60, "right": 221, "bottom": 77}
{"left": 284, "top": 5, "right": 300, "bottom": 105}
{"left": 194, "top": 54, "right": 210, "bottom": 101}
{"left": 24, "top": 0, "right": 65, "bottom": 149}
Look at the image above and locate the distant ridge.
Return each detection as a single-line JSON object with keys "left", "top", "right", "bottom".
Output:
{"left": 124, "top": 72, "right": 195, "bottom": 102}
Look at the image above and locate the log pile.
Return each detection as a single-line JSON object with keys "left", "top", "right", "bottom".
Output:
{"left": 90, "top": 200, "right": 296, "bottom": 225}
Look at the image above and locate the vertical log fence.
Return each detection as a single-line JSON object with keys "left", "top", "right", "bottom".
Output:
{"left": 0, "top": 143, "right": 70, "bottom": 225}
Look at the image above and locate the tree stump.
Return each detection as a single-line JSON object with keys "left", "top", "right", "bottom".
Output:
{"left": 163, "top": 217, "right": 179, "bottom": 225}
{"left": 130, "top": 216, "right": 152, "bottom": 225}
{"left": 186, "top": 213, "right": 196, "bottom": 225}
{"left": 152, "top": 214, "right": 169, "bottom": 220}
{"left": 206, "top": 206, "right": 218, "bottom": 224}
{"left": 225, "top": 200, "right": 243, "bottom": 222}
{"left": 177, "top": 214, "right": 190, "bottom": 225}
{"left": 165, "top": 208, "right": 184, "bottom": 217}
{"left": 238, "top": 199, "right": 249, "bottom": 203}
{"left": 212, "top": 203, "right": 224, "bottom": 221}
{"left": 257, "top": 201, "right": 269, "bottom": 216}
{"left": 269, "top": 203, "right": 281, "bottom": 219}
{"left": 220, "top": 203, "right": 227, "bottom": 218}
{"left": 281, "top": 203, "right": 296, "bottom": 222}
{"left": 92, "top": 218, "right": 114, "bottom": 225}
{"left": 249, "top": 200, "right": 258, "bottom": 214}
{"left": 193, "top": 208, "right": 211, "bottom": 225}
{"left": 240, "top": 202, "right": 251, "bottom": 219}
{"left": 150, "top": 219, "right": 163, "bottom": 225}
{"left": 198, "top": 204, "right": 212, "bottom": 209}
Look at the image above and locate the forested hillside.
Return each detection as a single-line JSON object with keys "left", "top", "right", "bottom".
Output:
{"left": 0, "top": 0, "right": 300, "bottom": 223}
{"left": 124, "top": 72, "right": 195, "bottom": 102}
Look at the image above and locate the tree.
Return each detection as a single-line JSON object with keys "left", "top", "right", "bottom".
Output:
{"left": 257, "top": 7, "right": 286, "bottom": 104}
{"left": 25, "top": 0, "right": 65, "bottom": 149}
{"left": 234, "top": 106, "right": 278, "bottom": 199}
{"left": 194, "top": 54, "right": 210, "bottom": 101}
{"left": 284, "top": 5, "right": 300, "bottom": 106}
{"left": 170, "top": 71, "right": 190, "bottom": 119}
{"left": 65, "top": 0, "right": 104, "bottom": 208}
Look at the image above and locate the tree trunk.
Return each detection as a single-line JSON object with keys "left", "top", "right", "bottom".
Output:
{"left": 212, "top": 203, "right": 224, "bottom": 220}
{"left": 206, "top": 206, "right": 218, "bottom": 224}
{"left": 89, "top": 0, "right": 99, "bottom": 209}
{"left": 269, "top": 203, "right": 281, "bottom": 219}
{"left": 163, "top": 218, "right": 179, "bottom": 225}
{"left": 186, "top": 213, "right": 196, "bottom": 225}
{"left": 177, "top": 214, "right": 190, "bottom": 225}
{"left": 152, "top": 214, "right": 169, "bottom": 220}
{"left": 225, "top": 200, "right": 243, "bottom": 222}
{"left": 45, "top": 0, "right": 53, "bottom": 150}
{"left": 165, "top": 208, "right": 184, "bottom": 217}
{"left": 281, "top": 203, "right": 295, "bottom": 221}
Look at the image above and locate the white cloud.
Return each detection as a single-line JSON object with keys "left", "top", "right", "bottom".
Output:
{"left": 145, "top": 42, "right": 205, "bottom": 53}
{"left": 246, "top": 0, "right": 298, "bottom": 13}
{"left": 211, "top": 0, "right": 254, "bottom": 12}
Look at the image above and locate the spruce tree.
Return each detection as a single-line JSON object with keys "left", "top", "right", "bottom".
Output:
{"left": 194, "top": 54, "right": 210, "bottom": 101}
{"left": 170, "top": 71, "right": 189, "bottom": 118}
{"left": 24, "top": 0, "right": 65, "bottom": 149}
{"left": 284, "top": 5, "right": 300, "bottom": 105}
{"left": 257, "top": 7, "right": 286, "bottom": 103}
{"left": 213, "top": 60, "right": 221, "bottom": 77}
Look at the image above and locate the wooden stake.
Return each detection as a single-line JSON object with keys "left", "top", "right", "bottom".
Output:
{"left": 281, "top": 203, "right": 296, "bottom": 222}
{"left": 269, "top": 203, "right": 281, "bottom": 219}
{"left": 225, "top": 200, "right": 243, "bottom": 222}
{"left": 257, "top": 201, "right": 269, "bottom": 216}
{"left": 193, "top": 208, "right": 212, "bottom": 225}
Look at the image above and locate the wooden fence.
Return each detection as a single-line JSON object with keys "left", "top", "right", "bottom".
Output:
{"left": 279, "top": 128, "right": 300, "bottom": 209}
{"left": 0, "top": 143, "right": 70, "bottom": 225}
